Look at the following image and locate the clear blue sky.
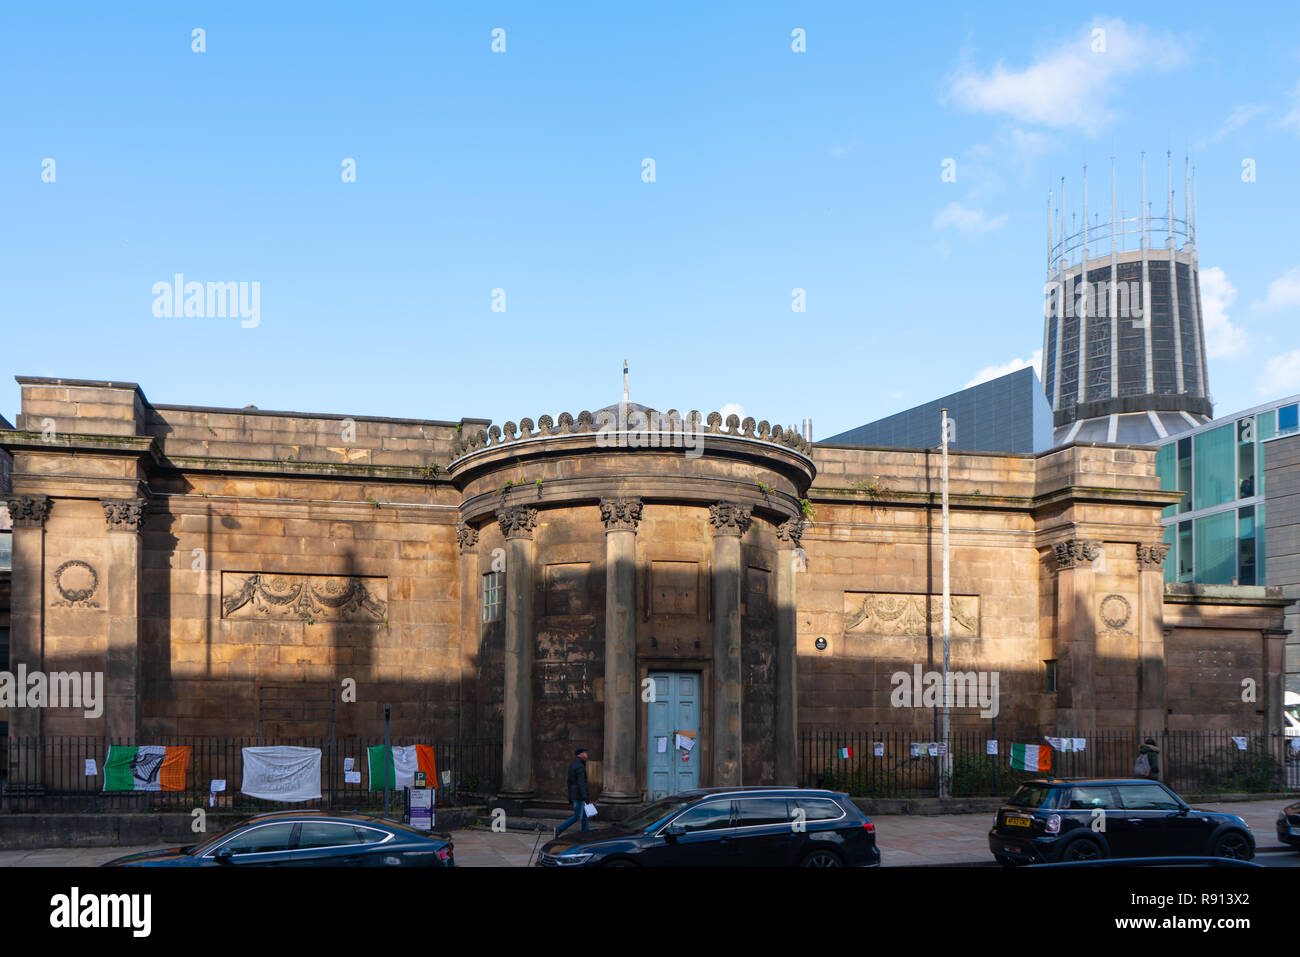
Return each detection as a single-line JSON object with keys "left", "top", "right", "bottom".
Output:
{"left": 3, "top": 2, "right": 1298, "bottom": 439}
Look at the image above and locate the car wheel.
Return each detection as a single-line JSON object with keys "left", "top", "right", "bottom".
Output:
{"left": 1212, "top": 831, "right": 1253, "bottom": 861}
{"left": 800, "top": 849, "right": 843, "bottom": 867}
{"left": 1059, "top": 838, "right": 1104, "bottom": 862}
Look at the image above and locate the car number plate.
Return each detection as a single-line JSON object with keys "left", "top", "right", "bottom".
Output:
{"left": 1006, "top": 815, "right": 1032, "bottom": 828}
{"left": 1289, "top": 826, "right": 1300, "bottom": 836}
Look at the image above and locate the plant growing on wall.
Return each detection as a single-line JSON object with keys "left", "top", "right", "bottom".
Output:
{"left": 799, "top": 498, "right": 816, "bottom": 519}
{"left": 850, "top": 476, "right": 890, "bottom": 500}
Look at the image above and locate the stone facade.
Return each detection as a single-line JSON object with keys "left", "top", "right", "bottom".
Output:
{"left": 0, "top": 377, "right": 1290, "bottom": 802}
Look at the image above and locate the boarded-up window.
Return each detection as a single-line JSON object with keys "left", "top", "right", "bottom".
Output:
{"left": 545, "top": 563, "right": 590, "bottom": 615}
{"left": 650, "top": 561, "right": 698, "bottom": 615}
{"left": 745, "top": 565, "right": 770, "bottom": 617}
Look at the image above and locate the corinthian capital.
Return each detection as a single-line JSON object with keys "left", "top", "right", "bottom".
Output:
{"left": 102, "top": 498, "right": 148, "bottom": 533}
{"left": 600, "top": 497, "right": 643, "bottom": 532}
{"left": 708, "top": 501, "right": 752, "bottom": 537}
{"left": 456, "top": 522, "right": 479, "bottom": 550}
{"left": 775, "top": 517, "right": 806, "bottom": 547}
{"left": 1053, "top": 538, "right": 1101, "bottom": 569}
{"left": 4, "top": 494, "right": 51, "bottom": 529}
{"left": 497, "top": 505, "right": 538, "bottom": 540}
{"left": 1136, "top": 542, "right": 1171, "bottom": 571}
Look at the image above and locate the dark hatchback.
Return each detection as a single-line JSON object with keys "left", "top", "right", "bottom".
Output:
{"left": 989, "top": 778, "right": 1254, "bottom": 865}
{"left": 1278, "top": 800, "right": 1300, "bottom": 851}
{"left": 536, "top": 787, "right": 879, "bottom": 867}
{"left": 102, "top": 811, "right": 454, "bottom": 867}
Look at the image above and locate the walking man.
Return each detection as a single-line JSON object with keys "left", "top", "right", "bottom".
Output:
{"left": 555, "top": 747, "right": 590, "bottom": 835}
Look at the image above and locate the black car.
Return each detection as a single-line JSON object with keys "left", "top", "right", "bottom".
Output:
{"left": 102, "top": 811, "right": 455, "bottom": 867}
{"left": 988, "top": 778, "right": 1254, "bottom": 865}
{"left": 536, "top": 787, "right": 879, "bottom": 867}
{"left": 1278, "top": 800, "right": 1300, "bottom": 851}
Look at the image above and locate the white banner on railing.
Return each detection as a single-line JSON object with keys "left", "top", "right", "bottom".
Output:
{"left": 241, "top": 746, "right": 322, "bottom": 802}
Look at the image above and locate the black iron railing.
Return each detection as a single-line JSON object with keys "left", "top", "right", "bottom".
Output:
{"left": 0, "top": 735, "right": 501, "bottom": 813}
{"left": 800, "top": 729, "right": 1300, "bottom": 798}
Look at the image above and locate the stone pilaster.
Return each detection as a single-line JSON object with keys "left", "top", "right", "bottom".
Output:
{"left": 102, "top": 498, "right": 147, "bottom": 740}
{"left": 1052, "top": 538, "right": 1101, "bottom": 735}
{"left": 497, "top": 506, "right": 537, "bottom": 801}
{"left": 708, "top": 501, "right": 750, "bottom": 786}
{"left": 1135, "top": 543, "right": 1170, "bottom": 734}
{"left": 4, "top": 495, "right": 51, "bottom": 789}
{"left": 456, "top": 522, "right": 480, "bottom": 742}
{"left": 773, "top": 516, "right": 804, "bottom": 785}
{"left": 600, "top": 497, "right": 642, "bottom": 802}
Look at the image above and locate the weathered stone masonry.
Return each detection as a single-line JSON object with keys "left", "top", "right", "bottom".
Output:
{"left": 0, "top": 378, "right": 1288, "bottom": 802}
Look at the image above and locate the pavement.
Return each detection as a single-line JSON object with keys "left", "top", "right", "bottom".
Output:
{"left": 2, "top": 797, "right": 1294, "bottom": 867}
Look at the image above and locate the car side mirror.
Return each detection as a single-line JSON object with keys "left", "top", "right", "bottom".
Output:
{"left": 214, "top": 847, "right": 235, "bottom": 864}
{"left": 663, "top": 825, "right": 685, "bottom": 839}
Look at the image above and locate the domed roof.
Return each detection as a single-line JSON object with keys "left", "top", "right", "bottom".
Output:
{"left": 597, "top": 401, "right": 656, "bottom": 415}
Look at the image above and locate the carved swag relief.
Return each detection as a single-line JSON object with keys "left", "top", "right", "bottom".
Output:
{"left": 844, "top": 593, "right": 980, "bottom": 637}
{"left": 221, "top": 573, "right": 388, "bottom": 622}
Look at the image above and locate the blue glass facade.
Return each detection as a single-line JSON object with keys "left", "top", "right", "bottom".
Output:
{"left": 1156, "top": 395, "right": 1299, "bottom": 584}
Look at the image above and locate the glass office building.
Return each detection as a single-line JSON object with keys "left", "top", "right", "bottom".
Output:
{"left": 823, "top": 367, "right": 1055, "bottom": 454}
{"left": 1156, "top": 395, "right": 1300, "bottom": 584}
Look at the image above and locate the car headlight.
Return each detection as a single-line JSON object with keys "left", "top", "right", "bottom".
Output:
{"left": 554, "top": 852, "right": 594, "bottom": 865}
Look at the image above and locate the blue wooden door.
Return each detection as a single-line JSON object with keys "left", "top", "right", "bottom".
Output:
{"left": 647, "top": 671, "right": 700, "bottom": 799}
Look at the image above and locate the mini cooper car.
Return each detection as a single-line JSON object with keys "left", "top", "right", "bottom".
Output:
{"left": 989, "top": 778, "right": 1254, "bottom": 864}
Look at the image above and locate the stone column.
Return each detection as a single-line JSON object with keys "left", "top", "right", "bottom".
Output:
{"left": 102, "top": 498, "right": 147, "bottom": 740}
{"left": 455, "top": 522, "right": 480, "bottom": 743}
{"left": 1052, "top": 538, "right": 1101, "bottom": 736}
{"left": 774, "top": 517, "right": 804, "bottom": 785}
{"left": 1135, "top": 543, "right": 1170, "bottom": 734}
{"left": 709, "top": 501, "right": 751, "bottom": 787}
{"left": 600, "top": 497, "right": 642, "bottom": 803}
{"left": 5, "top": 495, "right": 51, "bottom": 790}
{"left": 497, "top": 505, "right": 537, "bottom": 801}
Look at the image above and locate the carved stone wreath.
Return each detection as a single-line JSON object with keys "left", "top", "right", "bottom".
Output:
{"left": 53, "top": 559, "right": 100, "bottom": 607}
{"left": 1099, "top": 593, "right": 1132, "bottom": 631}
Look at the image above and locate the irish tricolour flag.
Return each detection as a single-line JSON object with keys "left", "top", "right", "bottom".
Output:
{"left": 104, "top": 745, "right": 192, "bottom": 792}
{"left": 368, "top": 745, "right": 437, "bottom": 790}
{"left": 1009, "top": 743, "right": 1051, "bottom": 772}
{"left": 837, "top": 747, "right": 853, "bottom": 759}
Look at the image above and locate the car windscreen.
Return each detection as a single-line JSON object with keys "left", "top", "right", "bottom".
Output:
{"left": 189, "top": 817, "right": 278, "bottom": 856}
{"left": 1007, "top": 785, "right": 1056, "bottom": 809}
{"left": 621, "top": 797, "right": 695, "bottom": 833}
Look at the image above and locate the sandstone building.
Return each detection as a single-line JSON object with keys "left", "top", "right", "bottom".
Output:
{"left": 0, "top": 377, "right": 1289, "bottom": 805}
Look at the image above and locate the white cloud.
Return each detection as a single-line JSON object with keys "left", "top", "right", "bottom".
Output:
{"left": 1278, "top": 80, "right": 1300, "bottom": 134}
{"left": 944, "top": 18, "right": 1188, "bottom": 135}
{"left": 965, "top": 349, "right": 1043, "bottom": 388}
{"left": 1198, "top": 103, "right": 1268, "bottom": 148}
{"left": 1199, "top": 266, "right": 1248, "bottom": 358}
{"left": 830, "top": 144, "right": 853, "bottom": 159}
{"left": 1254, "top": 265, "right": 1300, "bottom": 311}
{"left": 1259, "top": 349, "right": 1300, "bottom": 396}
{"left": 933, "top": 201, "right": 1007, "bottom": 234}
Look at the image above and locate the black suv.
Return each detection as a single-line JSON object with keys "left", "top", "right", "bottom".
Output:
{"left": 988, "top": 778, "right": 1254, "bottom": 864}
{"left": 537, "top": 787, "right": 880, "bottom": 867}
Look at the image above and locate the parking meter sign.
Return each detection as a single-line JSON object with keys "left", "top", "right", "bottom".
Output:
{"left": 409, "top": 787, "right": 434, "bottom": 830}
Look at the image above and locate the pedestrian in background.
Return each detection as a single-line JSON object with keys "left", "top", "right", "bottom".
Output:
{"left": 555, "top": 747, "right": 590, "bottom": 835}
{"left": 1135, "top": 738, "right": 1160, "bottom": 780}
